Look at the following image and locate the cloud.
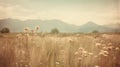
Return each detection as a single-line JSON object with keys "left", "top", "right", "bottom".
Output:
{"left": 0, "top": 0, "right": 119, "bottom": 25}
{"left": 0, "top": 2, "right": 40, "bottom": 20}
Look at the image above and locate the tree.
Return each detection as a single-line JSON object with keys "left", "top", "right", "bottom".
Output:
{"left": 92, "top": 30, "right": 99, "bottom": 33}
{"left": 50, "top": 28, "right": 59, "bottom": 34}
{"left": 0, "top": 27, "right": 10, "bottom": 33}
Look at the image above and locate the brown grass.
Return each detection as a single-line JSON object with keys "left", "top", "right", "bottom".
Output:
{"left": 0, "top": 33, "right": 120, "bottom": 67}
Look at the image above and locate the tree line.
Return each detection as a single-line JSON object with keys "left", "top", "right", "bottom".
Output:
{"left": 0, "top": 27, "right": 99, "bottom": 34}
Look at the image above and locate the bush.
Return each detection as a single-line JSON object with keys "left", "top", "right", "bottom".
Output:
{"left": 0, "top": 27, "right": 10, "bottom": 33}
{"left": 50, "top": 28, "right": 59, "bottom": 34}
{"left": 92, "top": 30, "right": 99, "bottom": 33}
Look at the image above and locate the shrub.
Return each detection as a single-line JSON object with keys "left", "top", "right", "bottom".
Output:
{"left": 50, "top": 28, "right": 59, "bottom": 34}
{"left": 0, "top": 27, "right": 10, "bottom": 33}
{"left": 92, "top": 30, "right": 99, "bottom": 33}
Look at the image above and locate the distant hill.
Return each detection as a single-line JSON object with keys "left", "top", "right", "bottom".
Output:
{"left": 0, "top": 18, "right": 79, "bottom": 33}
{"left": 78, "top": 21, "right": 113, "bottom": 33}
{"left": 104, "top": 23, "right": 120, "bottom": 32}
{"left": 0, "top": 18, "right": 119, "bottom": 33}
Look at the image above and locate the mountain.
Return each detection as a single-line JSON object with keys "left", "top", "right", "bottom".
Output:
{"left": 0, "top": 18, "right": 79, "bottom": 33}
{"left": 104, "top": 23, "right": 120, "bottom": 32}
{"left": 78, "top": 21, "right": 113, "bottom": 33}
{"left": 0, "top": 18, "right": 118, "bottom": 33}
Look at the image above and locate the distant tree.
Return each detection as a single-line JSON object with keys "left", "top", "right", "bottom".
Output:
{"left": 51, "top": 28, "right": 59, "bottom": 34}
{"left": 92, "top": 30, "right": 99, "bottom": 33}
{"left": 1, "top": 27, "right": 10, "bottom": 33}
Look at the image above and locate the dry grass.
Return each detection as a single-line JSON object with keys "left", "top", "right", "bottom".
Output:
{"left": 0, "top": 33, "right": 120, "bottom": 67}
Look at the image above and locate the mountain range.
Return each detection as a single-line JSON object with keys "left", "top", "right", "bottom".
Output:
{"left": 0, "top": 18, "right": 120, "bottom": 33}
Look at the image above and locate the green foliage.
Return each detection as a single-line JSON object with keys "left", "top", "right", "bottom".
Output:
{"left": 92, "top": 30, "right": 99, "bottom": 33}
{"left": 50, "top": 28, "right": 59, "bottom": 34}
{"left": 0, "top": 27, "right": 10, "bottom": 33}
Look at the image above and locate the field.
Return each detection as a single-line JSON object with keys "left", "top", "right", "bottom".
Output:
{"left": 0, "top": 33, "right": 120, "bottom": 67}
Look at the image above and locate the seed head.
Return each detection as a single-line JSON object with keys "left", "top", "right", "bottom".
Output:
{"left": 24, "top": 27, "right": 30, "bottom": 33}
{"left": 115, "top": 47, "right": 119, "bottom": 50}
{"left": 56, "top": 62, "right": 60, "bottom": 65}
{"left": 95, "top": 43, "right": 101, "bottom": 47}
{"left": 95, "top": 65, "right": 99, "bottom": 67}
{"left": 35, "top": 26, "right": 40, "bottom": 31}
{"left": 88, "top": 52, "right": 93, "bottom": 55}
{"left": 75, "top": 52, "right": 79, "bottom": 55}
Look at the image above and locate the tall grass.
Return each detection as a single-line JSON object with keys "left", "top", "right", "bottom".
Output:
{"left": 0, "top": 27, "right": 120, "bottom": 67}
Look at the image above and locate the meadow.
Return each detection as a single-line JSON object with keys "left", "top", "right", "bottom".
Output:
{"left": 0, "top": 32, "right": 120, "bottom": 67}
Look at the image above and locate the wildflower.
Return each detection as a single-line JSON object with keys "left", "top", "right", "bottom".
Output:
{"left": 103, "top": 47, "right": 108, "bottom": 50}
{"left": 75, "top": 52, "right": 79, "bottom": 55}
{"left": 82, "top": 50, "right": 87, "bottom": 54}
{"left": 79, "top": 47, "right": 84, "bottom": 51}
{"left": 35, "top": 26, "right": 40, "bottom": 31}
{"left": 88, "top": 52, "right": 93, "bottom": 55}
{"left": 95, "top": 43, "right": 101, "bottom": 47}
{"left": 95, "top": 65, "right": 99, "bottom": 67}
{"left": 99, "top": 52, "right": 104, "bottom": 56}
{"left": 99, "top": 50, "right": 109, "bottom": 57}
{"left": 56, "top": 62, "right": 60, "bottom": 65}
{"left": 82, "top": 50, "right": 88, "bottom": 57}
{"left": 24, "top": 27, "right": 30, "bottom": 33}
{"left": 115, "top": 47, "right": 119, "bottom": 50}
{"left": 103, "top": 51, "right": 109, "bottom": 55}
{"left": 68, "top": 38, "right": 73, "bottom": 43}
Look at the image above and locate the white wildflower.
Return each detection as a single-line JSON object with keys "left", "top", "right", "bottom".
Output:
{"left": 103, "top": 47, "right": 108, "bottom": 50}
{"left": 115, "top": 47, "right": 119, "bottom": 50}
{"left": 82, "top": 50, "right": 87, "bottom": 54}
{"left": 79, "top": 47, "right": 84, "bottom": 51}
{"left": 24, "top": 27, "right": 30, "bottom": 33}
{"left": 75, "top": 52, "right": 79, "bottom": 55}
{"left": 68, "top": 38, "right": 73, "bottom": 43}
{"left": 56, "top": 62, "right": 60, "bottom": 65}
{"left": 104, "top": 51, "right": 109, "bottom": 55}
{"left": 95, "top": 65, "right": 99, "bottom": 67}
{"left": 95, "top": 43, "right": 101, "bottom": 47}
{"left": 88, "top": 52, "right": 93, "bottom": 55}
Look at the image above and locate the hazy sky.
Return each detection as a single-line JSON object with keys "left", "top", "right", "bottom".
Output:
{"left": 0, "top": 0, "right": 119, "bottom": 25}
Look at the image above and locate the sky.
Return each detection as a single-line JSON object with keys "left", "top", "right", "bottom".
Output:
{"left": 0, "top": 0, "right": 119, "bottom": 25}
